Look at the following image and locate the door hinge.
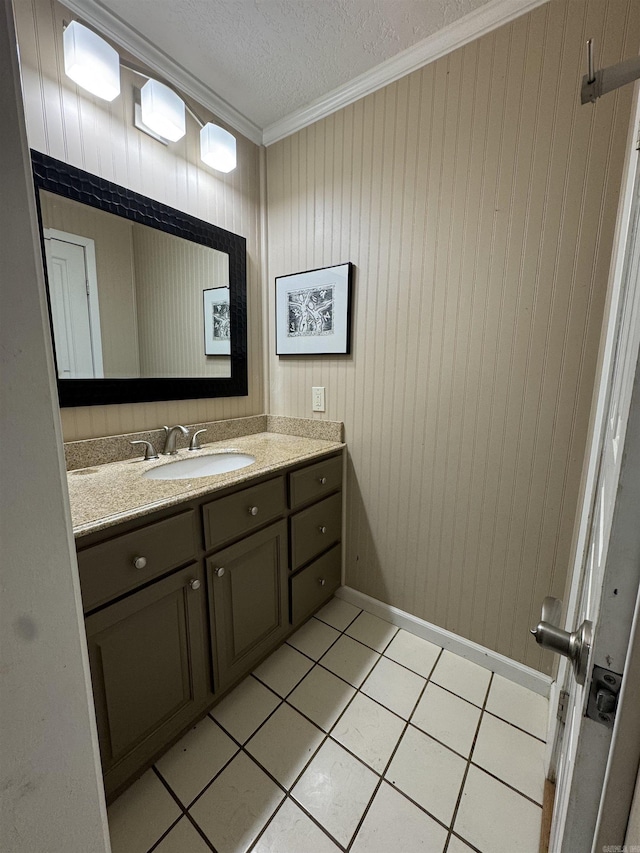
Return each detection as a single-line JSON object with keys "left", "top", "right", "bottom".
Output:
{"left": 557, "top": 689, "right": 569, "bottom": 725}
{"left": 586, "top": 665, "right": 622, "bottom": 729}
{"left": 636, "top": 121, "right": 640, "bottom": 150}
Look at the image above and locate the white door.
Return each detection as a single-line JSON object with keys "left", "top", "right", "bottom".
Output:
{"left": 43, "top": 230, "right": 103, "bottom": 379}
{"left": 542, "top": 87, "right": 640, "bottom": 852}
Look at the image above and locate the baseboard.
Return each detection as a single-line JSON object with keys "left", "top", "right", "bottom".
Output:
{"left": 335, "top": 586, "right": 552, "bottom": 697}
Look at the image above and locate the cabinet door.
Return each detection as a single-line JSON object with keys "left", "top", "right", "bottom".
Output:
{"left": 85, "top": 564, "right": 209, "bottom": 797}
{"left": 208, "top": 520, "right": 288, "bottom": 690}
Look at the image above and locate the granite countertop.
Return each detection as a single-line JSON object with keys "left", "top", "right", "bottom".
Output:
{"left": 68, "top": 431, "right": 344, "bottom": 538}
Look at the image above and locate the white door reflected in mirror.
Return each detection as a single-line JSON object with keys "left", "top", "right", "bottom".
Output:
{"left": 44, "top": 231, "right": 103, "bottom": 379}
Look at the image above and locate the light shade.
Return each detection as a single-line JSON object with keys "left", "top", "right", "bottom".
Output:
{"left": 200, "top": 123, "right": 237, "bottom": 173}
{"left": 63, "top": 21, "right": 120, "bottom": 101}
{"left": 140, "top": 79, "right": 185, "bottom": 142}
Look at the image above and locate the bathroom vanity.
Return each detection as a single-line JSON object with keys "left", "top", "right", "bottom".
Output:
{"left": 69, "top": 431, "right": 343, "bottom": 800}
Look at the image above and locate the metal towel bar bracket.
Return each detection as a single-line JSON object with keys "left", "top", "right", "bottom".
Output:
{"left": 581, "top": 38, "right": 640, "bottom": 105}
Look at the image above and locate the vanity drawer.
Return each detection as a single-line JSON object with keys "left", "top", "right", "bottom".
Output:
{"left": 289, "top": 454, "right": 342, "bottom": 510}
{"left": 202, "top": 476, "right": 286, "bottom": 552}
{"left": 290, "top": 492, "right": 342, "bottom": 570}
{"left": 290, "top": 545, "right": 341, "bottom": 625}
{"left": 77, "top": 510, "right": 196, "bottom": 612}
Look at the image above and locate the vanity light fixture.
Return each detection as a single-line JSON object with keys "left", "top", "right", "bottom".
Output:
{"left": 63, "top": 20, "right": 120, "bottom": 101}
{"left": 140, "top": 79, "right": 186, "bottom": 142}
{"left": 62, "top": 21, "right": 236, "bottom": 171}
{"left": 200, "top": 123, "right": 237, "bottom": 173}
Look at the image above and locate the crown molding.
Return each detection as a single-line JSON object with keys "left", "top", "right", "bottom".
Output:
{"left": 263, "top": 0, "right": 549, "bottom": 146}
{"left": 60, "top": 0, "right": 263, "bottom": 145}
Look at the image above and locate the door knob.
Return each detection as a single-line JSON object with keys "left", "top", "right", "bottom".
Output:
{"left": 530, "top": 596, "right": 593, "bottom": 685}
{"left": 249, "top": 506, "right": 259, "bottom": 516}
{"left": 189, "top": 578, "right": 201, "bottom": 591}
{"left": 214, "top": 567, "right": 225, "bottom": 578}
{"left": 133, "top": 556, "right": 147, "bottom": 569}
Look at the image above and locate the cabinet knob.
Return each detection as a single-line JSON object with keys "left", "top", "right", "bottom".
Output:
{"left": 189, "top": 578, "right": 201, "bottom": 591}
{"left": 318, "top": 526, "right": 327, "bottom": 534}
{"left": 318, "top": 578, "right": 326, "bottom": 586}
{"left": 249, "top": 506, "right": 259, "bottom": 516}
{"left": 214, "top": 567, "right": 226, "bottom": 578}
{"left": 319, "top": 477, "right": 327, "bottom": 485}
{"left": 133, "top": 556, "right": 147, "bottom": 569}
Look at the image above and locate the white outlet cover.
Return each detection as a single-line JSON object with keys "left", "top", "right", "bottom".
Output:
{"left": 312, "top": 386, "right": 326, "bottom": 412}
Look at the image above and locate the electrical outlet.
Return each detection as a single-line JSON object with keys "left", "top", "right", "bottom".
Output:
{"left": 312, "top": 386, "right": 325, "bottom": 412}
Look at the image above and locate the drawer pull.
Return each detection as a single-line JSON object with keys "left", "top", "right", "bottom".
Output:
{"left": 318, "top": 578, "right": 326, "bottom": 586}
{"left": 249, "top": 506, "right": 259, "bottom": 516}
{"left": 319, "top": 526, "right": 327, "bottom": 534}
{"left": 319, "top": 477, "right": 327, "bottom": 485}
{"left": 214, "top": 567, "right": 226, "bottom": 578}
{"left": 133, "top": 556, "right": 147, "bottom": 569}
{"left": 189, "top": 578, "right": 201, "bottom": 591}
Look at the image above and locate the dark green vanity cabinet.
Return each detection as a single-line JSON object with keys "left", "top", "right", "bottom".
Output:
{"left": 75, "top": 449, "right": 343, "bottom": 800}
{"left": 77, "top": 509, "right": 211, "bottom": 799}
{"left": 207, "top": 520, "right": 288, "bottom": 690}
{"left": 288, "top": 454, "right": 343, "bottom": 626}
{"left": 84, "top": 564, "right": 209, "bottom": 797}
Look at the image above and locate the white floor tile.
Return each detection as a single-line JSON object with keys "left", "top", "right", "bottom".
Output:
{"left": 486, "top": 674, "right": 549, "bottom": 741}
{"left": 288, "top": 619, "right": 341, "bottom": 660}
{"left": 152, "top": 817, "right": 211, "bottom": 853}
{"left": 346, "top": 611, "right": 398, "bottom": 651}
{"left": 315, "top": 597, "right": 362, "bottom": 631}
{"left": 189, "top": 751, "right": 284, "bottom": 853}
{"left": 253, "top": 799, "right": 341, "bottom": 853}
{"left": 211, "top": 676, "right": 280, "bottom": 744}
{"left": 472, "top": 713, "right": 546, "bottom": 804}
{"left": 155, "top": 716, "right": 238, "bottom": 806}
{"left": 292, "top": 739, "right": 378, "bottom": 847}
{"left": 454, "top": 765, "right": 542, "bottom": 853}
{"left": 319, "top": 634, "right": 380, "bottom": 687}
{"left": 246, "top": 703, "right": 325, "bottom": 789}
{"left": 447, "top": 835, "right": 477, "bottom": 853}
{"left": 431, "top": 651, "right": 491, "bottom": 706}
{"left": 331, "top": 692, "right": 405, "bottom": 773}
{"left": 253, "top": 643, "right": 314, "bottom": 697}
{"left": 361, "top": 656, "right": 425, "bottom": 719}
{"left": 288, "top": 665, "right": 356, "bottom": 731}
{"left": 107, "top": 769, "right": 181, "bottom": 853}
{"left": 351, "top": 781, "right": 448, "bottom": 853}
{"left": 386, "top": 725, "right": 466, "bottom": 825}
{"left": 411, "top": 683, "right": 481, "bottom": 757}
{"left": 383, "top": 629, "right": 442, "bottom": 678}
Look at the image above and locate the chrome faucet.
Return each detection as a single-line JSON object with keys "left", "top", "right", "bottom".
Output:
{"left": 162, "top": 425, "right": 189, "bottom": 455}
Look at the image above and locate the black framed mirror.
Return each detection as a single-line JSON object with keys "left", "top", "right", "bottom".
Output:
{"left": 31, "top": 150, "right": 248, "bottom": 407}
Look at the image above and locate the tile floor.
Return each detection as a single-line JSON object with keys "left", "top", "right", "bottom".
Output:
{"left": 108, "top": 598, "right": 549, "bottom": 853}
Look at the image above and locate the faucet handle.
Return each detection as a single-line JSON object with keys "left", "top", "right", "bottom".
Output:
{"left": 188, "top": 429, "right": 207, "bottom": 451}
{"left": 130, "top": 440, "right": 159, "bottom": 461}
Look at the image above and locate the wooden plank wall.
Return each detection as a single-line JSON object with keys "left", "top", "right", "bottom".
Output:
{"left": 266, "top": 0, "right": 639, "bottom": 672}
{"left": 14, "top": 0, "right": 264, "bottom": 440}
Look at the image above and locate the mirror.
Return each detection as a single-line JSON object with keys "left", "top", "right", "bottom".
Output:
{"left": 32, "top": 151, "right": 247, "bottom": 407}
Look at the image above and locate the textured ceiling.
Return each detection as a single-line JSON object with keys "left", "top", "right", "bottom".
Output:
{"left": 94, "top": 0, "right": 493, "bottom": 129}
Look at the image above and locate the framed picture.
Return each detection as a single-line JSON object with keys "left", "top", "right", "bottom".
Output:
{"left": 203, "top": 287, "right": 231, "bottom": 355}
{"left": 275, "top": 262, "right": 353, "bottom": 355}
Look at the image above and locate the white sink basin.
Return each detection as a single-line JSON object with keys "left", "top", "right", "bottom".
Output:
{"left": 143, "top": 452, "right": 256, "bottom": 480}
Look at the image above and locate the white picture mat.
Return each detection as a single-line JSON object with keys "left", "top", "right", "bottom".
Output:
{"left": 276, "top": 263, "right": 351, "bottom": 355}
{"left": 203, "top": 286, "right": 230, "bottom": 355}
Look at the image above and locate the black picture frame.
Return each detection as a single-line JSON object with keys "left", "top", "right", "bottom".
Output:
{"left": 275, "top": 262, "right": 353, "bottom": 356}
{"left": 31, "top": 150, "right": 248, "bottom": 407}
